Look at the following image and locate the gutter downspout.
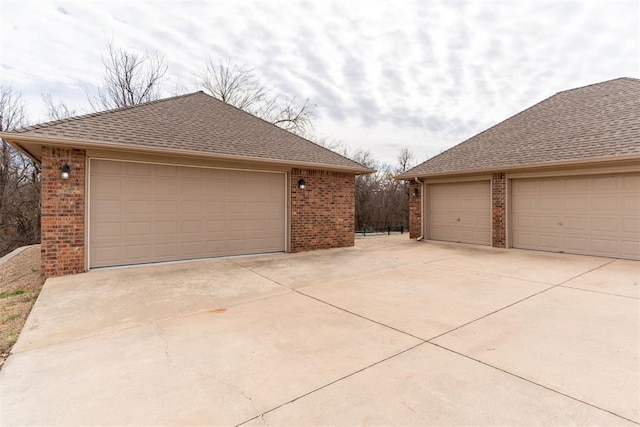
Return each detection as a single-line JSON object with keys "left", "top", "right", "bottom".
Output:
{"left": 415, "top": 177, "right": 424, "bottom": 241}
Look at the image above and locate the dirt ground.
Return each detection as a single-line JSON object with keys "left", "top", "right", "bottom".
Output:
{"left": 0, "top": 245, "right": 43, "bottom": 370}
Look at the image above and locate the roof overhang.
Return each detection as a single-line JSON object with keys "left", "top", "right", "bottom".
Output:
{"left": 1, "top": 132, "right": 375, "bottom": 175}
{"left": 395, "top": 154, "right": 640, "bottom": 181}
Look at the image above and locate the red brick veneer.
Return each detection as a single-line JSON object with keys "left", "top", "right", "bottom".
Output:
{"left": 41, "top": 147, "right": 86, "bottom": 278}
{"left": 408, "top": 181, "right": 422, "bottom": 239}
{"left": 290, "top": 168, "right": 355, "bottom": 252}
{"left": 491, "top": 172, "right": 507, "bottom": 248}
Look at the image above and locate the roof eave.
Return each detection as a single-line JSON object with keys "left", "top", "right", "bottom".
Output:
{"left": 1, "top": 132, "right": 375, "bottom": 175}
{"left": 395, "top": 154, "right": 640, "bottom": 180}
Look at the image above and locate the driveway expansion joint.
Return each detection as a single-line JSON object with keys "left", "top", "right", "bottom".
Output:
{"left": 428, "top": 342, "right": 640, "bottom": 425}
{"left": 236, "top": 341, "right": 427, "bottom": 426}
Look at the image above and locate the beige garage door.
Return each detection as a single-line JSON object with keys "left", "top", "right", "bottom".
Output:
{"left": 89, "top": 160, "right": 286, "bottom": 268}
{"left": 428, "top": 181, "right": 491, "bottom": 245}
{"left": 512, "top": 173, "right": 640, "bottom": 259}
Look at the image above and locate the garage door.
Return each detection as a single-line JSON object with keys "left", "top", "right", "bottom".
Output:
{"left": 89, "top": 160, "right": 286, "bottom": 268}
{"left": 428, "top": 181, "right": 491, "bottom": 245}
{"left": 512, "top": 173, "right": 640, "bottom": 259}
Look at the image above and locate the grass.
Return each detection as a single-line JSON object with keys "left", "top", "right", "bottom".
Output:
{"left": 0, "top": 245, "right": 43, "bottom": 370}
{"left": 0, "top": 289, "right": 27, "bottom": 299}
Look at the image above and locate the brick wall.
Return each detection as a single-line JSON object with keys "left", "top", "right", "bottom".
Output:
{"left": 408, "top": 181, "right": 422, "bottom": 239}
{"left": 41, "top": 147, "right": 86, "bottom": 278}
{"left": 491, "top": 172, "right": 506, "bottom": 248}
{"left": 290, "top": 168, "right": 355, "bottom": 252}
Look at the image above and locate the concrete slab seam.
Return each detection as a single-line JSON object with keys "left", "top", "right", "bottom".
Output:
{"left": 428, "top": 342, "right": 639, "bottom": 425}
{"left": 558, "top": 285, "right": 640, "bottom": 300}
{"left": 426, "top": 283, "right": 558, "bottom": 342}
{"left": 428, "top": 258, "right": 622, "bottom": 343}
{"left": 228, "top": 260, "right": 428, "bottom": 342}
{"left": 235, "top": 341, "right": 427, "bottom": 427}
{"left": 557, "top": 258, "right": 618, "bottom": 286}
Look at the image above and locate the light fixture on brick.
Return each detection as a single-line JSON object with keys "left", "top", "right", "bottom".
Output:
{"left": 297, "top": 178, "right": 306, "bottom": 190}
{"left": 59, "top": 163, "right": 70, "bottom": 180}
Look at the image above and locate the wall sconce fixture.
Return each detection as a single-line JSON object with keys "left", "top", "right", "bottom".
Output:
{"left": 413, "top": 187, "right": 419, "bottom": 198}
{"left": 298, "top": 178, "right": 306, "bottom": 190}
{"left": 60, "top": 163, "right": 71, "bottom": 180}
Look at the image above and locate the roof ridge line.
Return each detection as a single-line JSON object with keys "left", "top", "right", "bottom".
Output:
{"left": 554, "top": 77, "right": 639, "bottom": 96}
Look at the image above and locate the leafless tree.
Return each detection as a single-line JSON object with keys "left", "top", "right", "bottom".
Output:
{"left": 0, "top": 86, "right": 40, "bottom": 256}
{"left": 348, "top": 147, "right": 416, "bottom": 233}
{"left": 397, "top": 147, "right": 415, "bottom": 174}
{"left": 89, "top": 40, "right": 167, "bottom": 110}
{"left": 198, "top": 59, "right": 314, "bottom": 136}
{"left": 198, "top": 59, "right": 268, "bottom": 111}
{"left": 42, "top": 93, "right": 76, "bottom": 120}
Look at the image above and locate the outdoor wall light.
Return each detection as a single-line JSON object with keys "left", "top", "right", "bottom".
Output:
{"left": 298, "top": 178, "right": 306, "bottom": 190}
{"left": 60, "top": 163, "right": 70, "bottom": 180}
{"left": 413, "top": 187, "right": 419, "bottom": 197}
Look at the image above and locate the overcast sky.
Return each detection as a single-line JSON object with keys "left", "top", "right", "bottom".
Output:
{"left": 1, "top": 0, "right": 638, "bottom": 166}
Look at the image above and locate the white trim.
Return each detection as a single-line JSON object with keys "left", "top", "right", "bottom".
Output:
{"left": 422, "top": 175, "right": 492, "bottom": 184}
{"left": 89, "top": 156, "right": 288, "bottom": 175}
{"left": 506, "top": 164, "right": 639, "bottom": 179}
{"left": 86, "top": 157, "right": 288, "bottom": 270}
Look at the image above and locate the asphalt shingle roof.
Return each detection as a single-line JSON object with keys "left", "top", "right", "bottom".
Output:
{"left": 11, "top": 91, "right": 369, "bottom": 172}
{"left": 398, "top": 77, "right": 640, "bottom": 179}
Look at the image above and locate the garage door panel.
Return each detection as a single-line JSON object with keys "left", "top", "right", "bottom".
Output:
{"left": 512, "top": 173, "right": 639, "bottom": 259}
{"left": 124, "top": 162, "right": 151, "bottom": 176}
{"left": 591, "top": 196, "right": 618, "bottom": 210}
{"left": 564, "top": 197, "right": 589, "bottom": 210}
{"left": 181, "top": 201, "right": 203, "bottom": 215}
{"left": 590, "top": 238, "right": 619, "bottom": 255}
{"left": 90, "top": 160, "right": 286, "bottom": 268}
{"left": 562, "top": 217, "right": 589, "bottom": 231}
{"left": 124, "top": 200, "right": 151, "bottom": 214}
{"left": 622, "top": 241, "right": 640, "bottom": 259}
{"left": 537, "top": 234, "right": 563, "bottom": 251}
{"left": 124, "top": 222, "right": 151, "bottom": 236}
{"left": 622, "top": 196, "right": 640, "bottom": 211}
{"left": 622, "top": 217, "right": 640, "bottom": 233}
{"left": 154, "top": 243, "right": 178, "bottom": 258}
{"left": 591, "top": 176, "right": 617, "bottom": 190}
{"left": 590, "top": 217, "right": 617, "bottom": 233}
{"left": 564, "top": 177, "right": 589, "bottom": 191}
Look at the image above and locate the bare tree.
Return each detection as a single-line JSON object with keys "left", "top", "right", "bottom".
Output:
{"left": 198, "top": 59, "right": 268, "bottom": 111}
{"left": 42, "top": 93, "right": 76, "bottom": 120}
{"left": 0, "top": 86, "right": 40, "bottom": 256}
{"left": 90, "top": 40, "right": 167, "bottom": 110}
{"left": 349, "top": 147, "right": 416, "bottom": 233}
{"left": 198, "top": 59, "right": 314, "bottom": 136}
{"left": 396, "top": 147, "right": 415, "bottom": 174}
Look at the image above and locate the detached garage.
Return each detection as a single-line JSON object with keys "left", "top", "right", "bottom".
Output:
{"left": 1, "top": 92, "right": 372, "bottom": 277}
{"left": 399, "top": 77, "right": 640, "bottom": 260}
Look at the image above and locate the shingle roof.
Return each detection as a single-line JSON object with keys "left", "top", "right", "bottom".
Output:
{"left": 397, "top": 77, "right": 640, "bottom": 179}
{"left": 8, "top": 91, "right": 370, "bottom": 173}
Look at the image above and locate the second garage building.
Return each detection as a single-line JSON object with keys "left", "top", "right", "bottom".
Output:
{"left": 398, "top": 77, "right": 640, "bottom": 260}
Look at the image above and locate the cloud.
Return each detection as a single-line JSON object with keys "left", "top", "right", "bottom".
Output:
{"left": 0, "top": 0, "right": 638, "bottom": 165}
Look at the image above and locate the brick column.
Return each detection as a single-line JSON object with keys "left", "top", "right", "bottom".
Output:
{"left": 408, "top": 181, "right": 422, "bottom": 239}
{"left": 41, "top": 147, "right": 86, "bottom": 278}
{"left": 491, "top": 172, "right": 506, "bottom": 248}
{"left": 290, "top": 168, "right": 355, "bottom": 252}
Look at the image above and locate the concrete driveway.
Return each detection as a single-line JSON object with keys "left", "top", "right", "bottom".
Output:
{"left": 1, "top": 236, "right": 638, "bottom": 426}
